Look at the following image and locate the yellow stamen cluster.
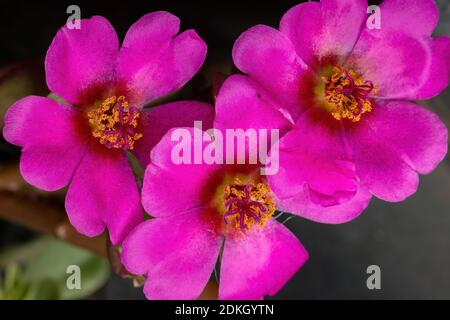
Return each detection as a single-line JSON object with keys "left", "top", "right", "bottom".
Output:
{"left": 223, "top": 178, "right": 276, "bottom": 231}
{"left": 87, "top": 96, "right": 143, "bottom": 150}
{"left": 322, "top": 66, "right": 377, "bottom": 122}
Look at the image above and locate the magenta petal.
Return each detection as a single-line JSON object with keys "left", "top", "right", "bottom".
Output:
{"left": 45, "top": 16, "right": 119, "bottom": 105}
{"left": 274, "top": 186, "right": 372, "bottom": 224}
{"left": 142, "top": 127, "right": 222, "bottom": 218}
{"left": 232, "top": 25, "right": 309, "bottom": 119}
{"left": 379, "top": 0, "right": 439, "bottom": 37}
{"left": 415, "top": 36, "right": 450, "bottom": 100}
{"left": 116, "top": 11, "right": 207, "bottom": 106}
{"left": 348, "top": 30, "right": 438, "bottom": 100}
{"left": 349, "top": 101, "right": 448, "bottom": 202}
{"left": 219, "top": 220, "right": 308, "bottom": 300}
{"left": 132, "top": 101, "right": 214, "bottom": 167}
{"left": 350, "top": 0, "right": 448, "bottom": 100}
{"left": 269, "top": 108, "right": 358, "bottom": 212}
{"left": 65, "top": 143, "right": 143, "bottom": 245}
{"left": 121, "top": 212, "right": 222, "bottom": 300}
{"left": 280, "top": 0, "right": 368, "bottom": 66}
{"left": 279, "top": 1, "right": 320, "bottom": 66}
{"left": 214, "top": 75, "right": 293, "bottom": 135}
{"left": 3, "top": 96, "right": 89, "bottom": 191}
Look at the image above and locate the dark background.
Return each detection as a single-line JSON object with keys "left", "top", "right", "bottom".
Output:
{"left": 0, "top": 0, "right": 449, "bottom": 299}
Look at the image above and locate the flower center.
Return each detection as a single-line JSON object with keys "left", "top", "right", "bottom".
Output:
{"left": 321, "top": 66, "right": 377, "bottom": 122}
{"left": 223, "top": 178, "right": 275, "bottom": 232}
{"left": 87, "top": 96, "right": 143, "bottom": 150}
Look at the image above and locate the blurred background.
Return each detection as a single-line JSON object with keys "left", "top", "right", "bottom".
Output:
{"left": 0, "top": 0, "right": 449, "bottom": 299}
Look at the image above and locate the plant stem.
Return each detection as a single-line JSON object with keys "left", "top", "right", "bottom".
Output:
{"left": 0, "top": 191, "right": 108, "bottom": 257}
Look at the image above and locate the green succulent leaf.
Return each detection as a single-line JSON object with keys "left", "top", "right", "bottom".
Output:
{"left": 0, "top": 237, "right": 110, "bottom": 300}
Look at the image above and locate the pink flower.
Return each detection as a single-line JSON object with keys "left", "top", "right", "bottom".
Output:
{"left": 121, "top": 125, "right": 308, "bottom": 300}
{"left": 2, "top": 12, "right": 213, "bottom": 244}
{"left": 227, "top": 0, "right": 449, "bottom": 223}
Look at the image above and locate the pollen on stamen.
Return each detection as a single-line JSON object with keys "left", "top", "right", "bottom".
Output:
{"left": 87, "top": 96, "right": 143, "bottom": 150}
{"left": 321, "top": 66, "right": 378, "bottom": 122}
{"left": 223, "top": 178, "right": 275, "bottom": 232}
